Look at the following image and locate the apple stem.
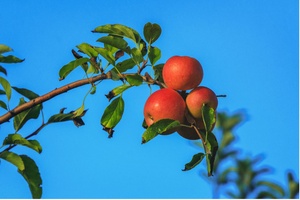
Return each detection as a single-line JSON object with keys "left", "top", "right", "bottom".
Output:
{"left": 216, "top": 94, "right": 227, "bottom": 98}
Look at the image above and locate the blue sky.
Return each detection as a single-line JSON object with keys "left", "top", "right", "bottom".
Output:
{"left": 0, "top": 0, "right": 299, "bottom": 198}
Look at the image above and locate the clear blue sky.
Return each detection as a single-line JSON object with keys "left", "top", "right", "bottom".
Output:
{"left": 0, "top": 0, "right": 298, "bottom": 198}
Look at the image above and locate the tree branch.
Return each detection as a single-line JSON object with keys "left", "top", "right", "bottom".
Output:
{"left": 0, "top": 73, "right": 111, "bottom": 124}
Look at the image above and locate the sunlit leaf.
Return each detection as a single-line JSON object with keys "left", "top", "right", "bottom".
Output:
{"left": 143, "top": 22, "right": 162, "bottom": 44}
{"left": 131, "top": 47, "right": 143, "bottom": 65}
{"left": 182, "top": 153, "right": 205, "bottom": 171}
{"left": 202, "top": 104, "right": 216, "bottom": 133}
{"left": 93, "top": 24, "right": 141, "bottom": 43}
{"left": 0, "top": 44, "right": 12, "bottom": 54}
{"left": 13, "top": 98, "right": 41, "bottom": 132}
{"left": 76, "top": 43, "right": 98, "bottom": 57}
{"left": 101, "top": 96, "right": 124, "bottom": 129}
{"left": 59, "top": 57, "right": 90, "bottom": 80}
{"left": 141, "top": 119, "right": 181, "bottom": 144}
{"left": 148, "top": 46, "right": 161, "bottom": 65}
{"left": 126, "top": 74, "right": 143, "bottom": 86}
{"left": 205, "top": 132, "right": 218, "bottom": 176}
{"left": 105, "top": 84, "right": 132, "bottom": 101}
{"left": 0, "top": 151, "right": 25, "bottom": 171}
{"left": 18, "top": 155, "right": 42, "bottom": 199}
{"left": 73, "top": 104, "right": 85, "bottom": 118}
{"left": 0, "top": 76, "right": 11, "bottom": 101}
{"left": 3, "top": 134, "right": 42, "bottom": 153}
{"left": 94, "top": 47, "right": 115, "bottom": 66}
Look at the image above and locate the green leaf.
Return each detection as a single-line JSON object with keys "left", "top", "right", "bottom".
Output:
{"left": 18, "top": 155, "right": 42, "bottom": 199}
{"left": 105, "top": 84, "right": 132, "bottom": 101}
{"left": 0, "top": 100, "right": 8, "bottom": 110}
{"left": 111, "top": 58, "right": 136, "bottom": 74}
{"left": 143, "top": 22, "right": 162, "bottom": 44}
{"left": 47, "top": 112, "right": 74, "bottom": 123}
{"left": 141, "top": 119, "right": 181, "bottom": 144}
{"left": 0, "top": 44, "right": 12, "bottom": 54}
{"left": 0, "top": 76, "right": 11, "bottom": 101}
{"left": 287, "top": 172, "right": 299, "bottom": 198}
{"left": 0, "top": 55, "right": 24, "bottom": 63}
{"left": 2, "top": 134, "right": 42, "bottom": 153}
{"left": 153, "top": 64, "right": 164, "bottom": 83}
{"left": 59, "top": 57, "right": 90, "bottom": 80}
{"left": 97, "top": 36, "right": 129, "bottom": 52}
{"left": 256, "top": 181, "right": 285, "bottom": 197}
{"left": 94, "top": 47, "right": 115, "bottom": 66}
{"left": 182, "top": 153, "right": 205, "bottom": 171}
{"left": 131, "top": 47, "right": 143, "bottom": 65}
{"left": 202, "top": 104, "right": 216, "bottom": 133}
{"left": 148, "top": 46, "right": 161, "bottom": 65}
{"left": 101, "top": 96, "right": 124, "bottom": 129}
{"left": 205, "top": 132, "right": 218, "bottom": 176}
{"left": 0, "top": 151, "right": 25, "bottom": 171}
{"left": 93, "top": 24, "right": 141, "bottom": 43}
{"left": 0, "top": 66, "right": 7, "bottom": 75}
{"left": 13, "top": 98, "right": 41, "bottom": 132}
{"left": 12, "top": 87, "right": 39, "bottom": 100}
{"left": 76, "top": 43, "right": 98, "bottom": 57}
{"left": 73, "top": 104, "right": 85, "bottom": 117}
{"left": 126, "top": 74, "right": 143, "bottom": 86}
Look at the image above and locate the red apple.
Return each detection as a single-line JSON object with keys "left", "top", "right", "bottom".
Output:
{"left": 162, "top": 56, "right": 203, "bottom": 91}
{"left": 143, "top": 88, "right": 186, "bottom": 134}
{"left": 186, "top": 86, "right": 218, "bottom": 119}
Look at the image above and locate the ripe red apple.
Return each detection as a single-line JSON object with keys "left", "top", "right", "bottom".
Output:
{"left": 143, "top": 88, "right": 186, "bottom": 134}
{"left": 186, "top": 86, "right": 218, "bottom": 119}
{"left": 162, "top": 56, "right": 203, "bottom": 91}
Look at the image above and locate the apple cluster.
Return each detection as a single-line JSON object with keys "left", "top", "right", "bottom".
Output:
{"left": 143, "top": 56, "right": 218, "bottom": 140}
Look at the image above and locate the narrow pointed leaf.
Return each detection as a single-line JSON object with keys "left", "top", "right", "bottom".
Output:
{"left": 105, "top": 84, "right": 132, "bottom": 101}
{"left": 0, "top": 66, "right": 7, "bottom": 75}
{"left": 0, "top": 151, "right": 25, "bottom": 171}
{"left": 3, "top": 134, "right": 42, "bottom": 153}
{"left": 0, "top": 55, "right": 24, "bottom": 63}
{"left": 205, "top": 132, "right": 218, "bottom": 176}
{"left": 73, "top": 104, "right": 85, "bottom": 117}
{"left": 183, "top": 153, "right": 205, "bottom": 171}
{"left": 47, "top": 112, "right": 74, "bottom": 123}
{"left": 0, "top": 44, "right": 12, "bottom": 54}
{"left": 256, "top": 181, "right": 285, "bottom": 197}
{"left": 12, "top": 87, "right": 39, "bottom": 100}
{"left": 142, "top": 119, "right": 180, "bottom": 144}
{"left": 18, "top": 155, "right": 42, "bottom": 199}
{"left": 201, "top": 104, "right": 216, "bottom": 133}
{"left": 101, "top": 96, "right": 124, "bottom": 129}
{"left": 59, "top": 57, "right": 90, "bottom": 80}
{"left": 0, "top": 76, "right": 11, "bottom": 101}
{"left": 0, "top": 100, "right": 8, "bottom": 110}
{"left": 143, "top": 22, "right": 162, "bottom": 44}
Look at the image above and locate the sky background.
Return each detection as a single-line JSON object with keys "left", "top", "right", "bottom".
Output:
{"left": 0, "top": 0, "right": 299, "bottom": 198}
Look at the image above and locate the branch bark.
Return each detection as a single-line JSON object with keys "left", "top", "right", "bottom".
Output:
{"left": 0, "top": 73, "right": 110, "bottom": 124}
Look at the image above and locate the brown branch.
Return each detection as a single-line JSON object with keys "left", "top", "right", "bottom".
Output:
{"left": 0, "top": 71, "right": 165, "bottom": 125}
{"left": 0, "top": 73, "right": 111, "bottom": 124}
